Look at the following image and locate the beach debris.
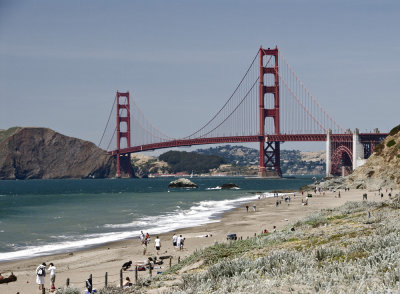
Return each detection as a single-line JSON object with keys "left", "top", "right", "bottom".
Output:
{"left": 220, "top": 183, "right": 240, "bottom": 189}
{"left": 168, "top": 178, "right": 198, "bottom": 188}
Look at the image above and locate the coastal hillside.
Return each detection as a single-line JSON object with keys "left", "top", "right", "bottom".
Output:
{"left": 346, "top": 125, "right": 400, "bottom": 189}
{"left": 197, "top": 145, "right": 325, "bottom": 175}
{"left": 130, "top": 147, "right": 325, "bottom": 177}
{"left": 0, "top": 127, "right": 116, "bottom": 180}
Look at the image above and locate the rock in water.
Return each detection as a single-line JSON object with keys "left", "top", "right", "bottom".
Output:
{"left": 0, "top": 127, "right": 116, "bottom": 179}
{"left": 220, "top": 183, "right": 239, "bottom": 189}
{"left": 168, "top": 178, "right": 198, "bottom": 188}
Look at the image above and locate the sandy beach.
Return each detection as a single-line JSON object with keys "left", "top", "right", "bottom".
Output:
{"left": 0, "top": 188, "right": 390, "bottom": 294}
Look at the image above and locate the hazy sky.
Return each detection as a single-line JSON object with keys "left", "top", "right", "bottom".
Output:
{"left": 1, "top": 0, "right": 399, "bottom": 153}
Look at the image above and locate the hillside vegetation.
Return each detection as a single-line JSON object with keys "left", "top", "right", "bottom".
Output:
{"left": 159, "top": 151, "right": 226, "bottom": 174}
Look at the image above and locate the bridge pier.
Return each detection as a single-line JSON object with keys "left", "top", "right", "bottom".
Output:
{"left": 352, "top": 128, "right": 366, "bottom": 171}
{"left": 326, "top": 129, "right": 331, "bottom": 177}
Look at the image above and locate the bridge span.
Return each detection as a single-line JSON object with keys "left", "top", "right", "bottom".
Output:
{"left": 100, "top": 47, "right": 387, "bottom": 178}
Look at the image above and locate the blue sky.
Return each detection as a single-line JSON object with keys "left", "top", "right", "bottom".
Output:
{"left": 1, "top": 0, "right": 399, "bottom": 152}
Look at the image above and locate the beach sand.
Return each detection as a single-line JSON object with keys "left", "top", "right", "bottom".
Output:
{"left": 0, "top": 188, "right": 391, "bottom": 293}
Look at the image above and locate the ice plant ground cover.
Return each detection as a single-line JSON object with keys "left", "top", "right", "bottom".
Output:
{"left": 57, "top": 199, "right": 400, "bottom": 293}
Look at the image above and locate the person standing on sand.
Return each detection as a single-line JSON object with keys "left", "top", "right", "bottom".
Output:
{"left": 246, "top": 205, "right": 249, "bottom": 212}
{"left": 36, "top": 262, "right": 46, "bottom": 291}
{"left": 253, "top": 204, "right": 256, "bottom": 212}
{"left": 155, "top": 236, "right": 161, "bottom": 255}
{"left": 139, "top": 231, "right": 144, "bottom": 244}
{"left": 48, "top": 263, "right": 56, "bottom": 289}
{"left": 177, "top": 235, "right": 183, "bottom": 250}
{"left": 172, "top": 234, "right": 177, "bottom": 247}
{"left": 142, "top": 241, "right": 147, "bottom": 255}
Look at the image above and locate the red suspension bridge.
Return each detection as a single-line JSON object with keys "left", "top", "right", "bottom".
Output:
{"left": 98, "top": 47, "right": 387, "bottom": 178}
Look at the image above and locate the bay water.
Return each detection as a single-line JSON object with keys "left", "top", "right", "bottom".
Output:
{"left": 0, "top": 176, "right": 316, "bottom": 262}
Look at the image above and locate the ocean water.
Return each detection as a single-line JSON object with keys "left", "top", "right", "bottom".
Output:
{"left": 0, "top": 176, "right": 316, "bottom": 262}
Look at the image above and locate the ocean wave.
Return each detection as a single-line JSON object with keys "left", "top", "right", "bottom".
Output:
{"left": 0, "top": 193, "right": 267, "bottom": 262}
{"left": 206, "top": 186, "right": 222, "bottom": 190}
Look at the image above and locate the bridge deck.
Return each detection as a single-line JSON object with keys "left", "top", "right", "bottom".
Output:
{"left": 110, "top": 133, "right": 387, "bottom": 155}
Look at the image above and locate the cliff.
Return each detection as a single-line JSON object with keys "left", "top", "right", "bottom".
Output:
{"left": 0, "top": 127, "right": 116, "bottom": 180}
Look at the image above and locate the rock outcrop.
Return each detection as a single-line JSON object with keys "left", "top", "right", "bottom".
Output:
{"left": 0, "top": 127, "right": 116, "bottom": 180}
{"left": 220, "top": 183, "right": 240, "bottom": 189}
{"left": 168, "top": 178, "right": 198, "bottom": 188}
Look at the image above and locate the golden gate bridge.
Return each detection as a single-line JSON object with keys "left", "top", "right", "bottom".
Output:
{"left": 98, "top": 47, "right": 387, "bottom": 178}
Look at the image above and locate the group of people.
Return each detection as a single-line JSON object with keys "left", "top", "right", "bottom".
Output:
{"left": 35, "top": 262, "right": 56, "bottom": 291}
{"left": 172, "top": 233, "right": 184, "bottom": 250}
{"left": 245, "top": 205, "right": 257, "bottom": 212}
{"left": 139, "top": 231, "right": 162, "bottom": 255}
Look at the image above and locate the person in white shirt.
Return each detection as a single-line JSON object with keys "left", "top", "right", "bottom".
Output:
{"left": 172, "top": 234, "right": 177, "bottom": 247}
{"left": 176, "top": 235, "right": 184, "bottom": 251}
{"left": 139, "top": 231, "right": 145, "bottom": 244}
{"left": 48, "top": 263, "right": 56, "bottom": 289}
{"left": 35, "top": 262, "right": 46, "bottom": 291}
{"left": 154, "top": 236, "right": 161, "bottom": 255}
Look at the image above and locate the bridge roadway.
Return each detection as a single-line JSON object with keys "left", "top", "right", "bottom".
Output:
{"left": 110, "top": 133, "right": 386, "bottom": 155}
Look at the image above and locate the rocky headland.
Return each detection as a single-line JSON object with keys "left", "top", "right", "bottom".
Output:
{"left": 0, "top": 127, "right": 116, "bottom": 180}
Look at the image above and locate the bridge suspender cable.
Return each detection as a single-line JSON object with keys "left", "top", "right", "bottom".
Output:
{"left": 98, "top": 95, "right": 117, "bottom": 147}
{"left": 278, "top": 52, "right": 345, "bottom": 133}
{"left": 183, "top": 50, "right": 262, "bottom": 139}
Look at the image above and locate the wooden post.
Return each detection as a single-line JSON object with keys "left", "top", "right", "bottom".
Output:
{"left": 105, "top": 272, "right": 108, "bottom": 288}
{"left": 169, "top": 257, "right": 172, "bottom": 268}
{"left": 149, "top": 265, "right": 152, "bottom": 278}
{"left": 66, "top": 278, "right": 70, "bottom": 287}
{"left": 240, "top": 236, "right": 242, "bottom": 240}
{"left": 178, "top": 256, "right": 181, "bottom": 263}
{"left": 120, "top": 268, "right": 123, "bottom": 288}
{"left": 135, "top": 266, "right": 138, "bottom": 285}
{"left": 254, "top": 233, "right": 256, "bottom": 237}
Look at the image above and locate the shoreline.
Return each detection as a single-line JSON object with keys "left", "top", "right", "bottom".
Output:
{"left": 0, "top": 188, "right": 387, "bottom": 294}
{"left": 0, "top": 191, "right": 286, "bottom": 263}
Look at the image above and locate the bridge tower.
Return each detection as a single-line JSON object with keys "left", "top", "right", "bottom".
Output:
{"left": 116, "top": 91, "right": 133, "bottom": 178}
{"left": 258, "top": 47, "right": 282, "bottom": 177}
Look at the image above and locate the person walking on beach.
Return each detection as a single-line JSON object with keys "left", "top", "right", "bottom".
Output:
{"left": 245, "top": 205, "right": 249, "bottom": 212}
{"left": 48, "top": 262, "right": 56, "bottom": 290}
{"left": 36, "top": 262, "right": 46, "bottom": 291}
{"left": 253, "top": 204, "right": 256, "bottom": 212}
{"left": 139, "top": 231, "right": 145, "bottom": 244}
{"left": 172, "top": 234, "right": 177, "bottom": 247}
{"left": 177, "top": 235, "right": 183, "bottom": 250}
{"left": 155, "top": 236, "right": 161, "bottom": 255}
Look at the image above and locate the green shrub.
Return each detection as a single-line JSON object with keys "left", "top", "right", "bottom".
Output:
{"left": 389, "top": 124, "right": 400, "bottom": 136}
{"left": 397, "top": 154, "right": 400, "bottom": 158}
{"left": 387, "top": 140, "right": 396, "bottom": 147}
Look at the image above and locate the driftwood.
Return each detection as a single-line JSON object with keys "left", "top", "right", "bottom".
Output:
{"left": 0, "top": 273, "right": 17, "bottom": 284}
